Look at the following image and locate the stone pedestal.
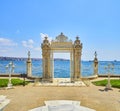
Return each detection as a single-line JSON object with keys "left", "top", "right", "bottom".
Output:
{"left": 7, "top": 83, "right": 13, "bottom": 89}
{"left": 26, "top": 51, "right": 32, "bottom": 77}
{"left": 93, "top": 51, "right": 98, "bottom": 77}
{"left": 106, "top": 73, "right": 112, "bottom": 90}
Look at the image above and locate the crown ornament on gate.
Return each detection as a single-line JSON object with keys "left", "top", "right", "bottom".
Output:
{"left": 55, "top": 32, "right": 69, "bottom": 42}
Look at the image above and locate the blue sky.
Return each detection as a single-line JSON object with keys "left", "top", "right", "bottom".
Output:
{"left": 0, "top": 0, "right": 120, "bottom": 60}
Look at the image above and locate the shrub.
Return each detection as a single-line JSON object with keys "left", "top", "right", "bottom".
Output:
{"left": 0, "top": 78, "right": 29, "bottom": 87}
{"left": 92, "top": 79, "right": 120, "bottom": 89}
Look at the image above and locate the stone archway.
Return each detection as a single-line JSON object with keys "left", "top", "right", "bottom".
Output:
{"left": 41, "top": 33, "right": 82, "bottom": 82}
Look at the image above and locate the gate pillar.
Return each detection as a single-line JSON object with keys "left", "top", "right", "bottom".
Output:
{"left": 73, "top": 37, "right": 82, "bottom": 81}
{"left": 41, "top": 37, "right": 52, "bottom": 82}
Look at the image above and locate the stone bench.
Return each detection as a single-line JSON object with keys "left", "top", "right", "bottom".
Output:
{"left": 44, "top": 100, "right": 80, "bottom": 106}
{"left": 29, "top": 100, "right": 96, "bottom": 111}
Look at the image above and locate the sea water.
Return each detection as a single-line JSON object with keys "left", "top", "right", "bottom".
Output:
{"left": 0, "top": 60, "right": 120, "bottom": 78}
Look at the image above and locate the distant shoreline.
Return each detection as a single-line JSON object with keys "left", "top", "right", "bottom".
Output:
{"left": 0, "top": 56, "right": 70, "bottom": 61}
{"left": 0, "top": 57, "right": 119, "bottom": 62}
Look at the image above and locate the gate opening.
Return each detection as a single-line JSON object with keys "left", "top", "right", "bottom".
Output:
{"left": 53, "top": 53, "right": 70, "bottom": 78}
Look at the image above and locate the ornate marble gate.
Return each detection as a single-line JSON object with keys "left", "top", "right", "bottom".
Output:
{"left": 41, "top": 33, "right": 82, "bottom": 82}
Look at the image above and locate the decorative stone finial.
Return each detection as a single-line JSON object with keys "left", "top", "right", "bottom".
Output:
{"left": 43, "top": 36, "right": 50, "bottom": 45}
{"left": 45, "top": 36, "right": 48, "bottom": 40}
{"left": 28, "top": 51, "right": 30, "bottom": 59}
{"left": 76, "top": 36, "right": 79, "bottom": 40}
{"left": 61, "top": 32, "right": 63, "bottom": 35}
{"left": 74, "top": 36, "right": 81, "bottom": 45}
{"left": 94, "top": 51, "right": 97, "bottom": 58}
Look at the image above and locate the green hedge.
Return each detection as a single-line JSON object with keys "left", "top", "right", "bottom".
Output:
{"left": 92, "top": 79, "right": 120, "bottom": 89}
{"left": 0, "top": 78, "right": 29, "bottom": 87}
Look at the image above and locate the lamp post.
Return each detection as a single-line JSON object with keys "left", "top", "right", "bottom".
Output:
{"left": 6, "top": 61, "right": 15, "bottom": 89}
{"left": 105, "top": 63, "right": 114, "bottom": 90}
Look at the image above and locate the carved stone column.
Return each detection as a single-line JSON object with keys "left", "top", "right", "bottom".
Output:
{"left": 50, "top": 51, "right": 54, "bottom": 79}
{"left": 41, "top": 37, "right": 52, "bottom": 82}
{"left": 26, "top": 51, "right": 32, "bottom": 77}
{"left": 73, "top": 37, "right": 82, "bottom": 81}
{"left": 70, "top": 50, "right": 74, "bottom": 82}
{"left": 93, "top": 51, "right": 98, "bottom": 76}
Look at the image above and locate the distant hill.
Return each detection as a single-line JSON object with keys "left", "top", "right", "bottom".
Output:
{"left": 0, "top": 57, "right": 69, "bottom": 61}
{"left": 0, "top": 56, "right": 41, "bottom": 61}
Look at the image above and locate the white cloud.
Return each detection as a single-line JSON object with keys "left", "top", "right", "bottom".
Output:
{"left": 40, "top": 33, "right": 48, "bottom": 41}
{"left": 22, "top": 39, "right": 34, "bottom": 48}
{"left": 34, "top": 47, "right": 41, "bottom": 51}
{"left": 40, "top": 33, "right": 53, "bottom": 43}
{"left": 22, "top": 39, "right": 41, "bottom": 51}
{"left": 0, "top": 38, "right": 17, "bottom": 46}
{"left": 28, "top": 39, "right": 34, "bottom": 44}
{"left": 0, "top": 46, "right": 12, "bottom": 53}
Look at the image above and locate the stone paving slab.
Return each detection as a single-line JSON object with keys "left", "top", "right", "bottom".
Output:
{"left": 44, "top": 100, "right": 81, "bottom": 106}
{"left": 0, "top": 95, "right": 10, "bottom": 111}
{"left": 34, "top": 78, "right": 86, "bottom": 87}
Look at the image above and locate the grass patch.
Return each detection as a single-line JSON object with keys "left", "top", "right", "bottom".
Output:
{"left": 92, "top": 79, "right": 120, "bottom": 89}
{"left": 0, "top": 78, "right": 29, "bottom": 87}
